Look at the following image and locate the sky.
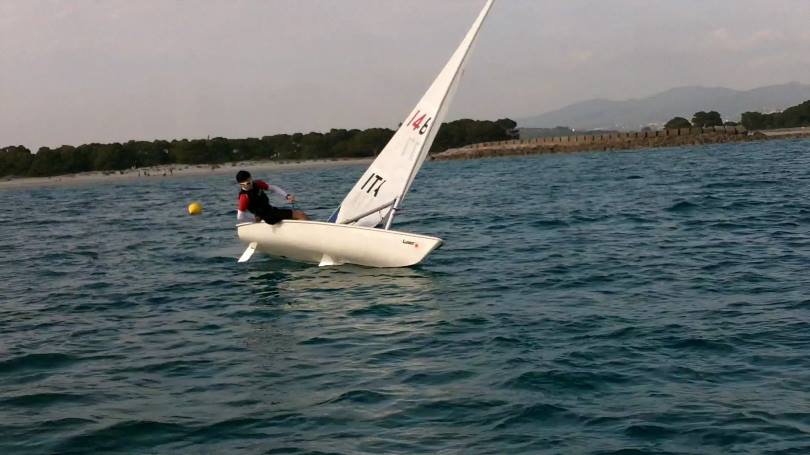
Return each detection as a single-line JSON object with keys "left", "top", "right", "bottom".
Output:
{"left": 2, "top": 0, "right": 809, "bottom": 151}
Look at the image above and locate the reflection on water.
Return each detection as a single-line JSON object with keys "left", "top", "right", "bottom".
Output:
{"left": 242, "top": 262, "right": 444, "bottom": 356}
{"left": 248, "top": 262, "right": 439, "bottom": 306}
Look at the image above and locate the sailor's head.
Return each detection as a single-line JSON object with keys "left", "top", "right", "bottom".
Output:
{"left": 236, "top": 170, "right": 252, "bottom": 189}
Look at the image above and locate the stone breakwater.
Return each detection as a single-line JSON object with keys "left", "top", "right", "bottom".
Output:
{"left": 431, "top": 126, "right": 809, "bottom": 161}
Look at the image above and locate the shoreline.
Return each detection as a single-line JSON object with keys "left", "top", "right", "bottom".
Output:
{"left": 4, "top": 128, "right": 809, "bottom": 189}
{"left": 0, "top": 157, "right": 372, "bottom": 190}
{"left": 432, "top": 127, "right": 810, "bottom": 161}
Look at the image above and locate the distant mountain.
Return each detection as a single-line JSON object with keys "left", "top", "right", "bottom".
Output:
{"left": 519, "top": 82, "right": 810, "bottom": 131}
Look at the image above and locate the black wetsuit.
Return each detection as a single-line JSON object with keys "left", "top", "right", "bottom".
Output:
{"left": 239, "top": 184, "right": 292, "bottom": 224}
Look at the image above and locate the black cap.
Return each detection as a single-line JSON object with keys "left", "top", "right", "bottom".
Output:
{"left": 236, "top": 170, "right": 251, "bottom": 183}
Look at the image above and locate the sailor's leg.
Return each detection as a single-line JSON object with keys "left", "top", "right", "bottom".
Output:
{"left": 291, "top": 210, "right": 309, "bottom": 220}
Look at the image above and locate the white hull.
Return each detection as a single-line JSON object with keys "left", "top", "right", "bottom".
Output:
{"left": 237, "top": 221, "right": 442, "bottom": 267}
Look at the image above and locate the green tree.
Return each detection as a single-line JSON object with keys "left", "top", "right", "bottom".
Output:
{"left": 93, "top": 143, "right": 132, "bottom": 170}
{"left": 430, "top": 118, "right": 515, "bottom": 153}
{"left": 57, "top": 145, "right": 93, "bottom": 174}
{"left": 206, "top": 137, "right": 232, "bottom": 163}
{"left": 706, "top": 111, "right": 723, "bottom": 127}
{"left": 262, "top": 134, "right": 294, "bottom": 159}
{"left": 126, "top": 140, "right": 169, "bottom": 167}
{"left": 778, "top": 100, "right": 810, "bottom": 128}
{"left": 692, "top": 111, "right": 723, "bottom": 127}
{"left": 168, "top": 139, "right": 209, "bottom": 164}
{"left": 495, "top": 118, "right": 518, "bottom": 135}
{"left": 27, "top": 147, "right": 64, "bottom": 176}
{"left": 0, "top": 146, "right": 33, "bottom": 177}
{"left": 664, "top": 117, "right": 691, "bottom": 129}
{"left": 340, "top": 128, "right": 393, "bottom": 157}
{"left": 741, "top": 111, "right": 772, "bottom": 130}
{"left": 229, "top": 138, "right": 260, "bottom": 161}
{"left": 298, "top": 132, "right": 327, "bottom": 159}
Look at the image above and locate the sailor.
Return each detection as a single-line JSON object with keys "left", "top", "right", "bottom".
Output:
{"left": 236, "top": 170, "right": 309, "bottom": 223}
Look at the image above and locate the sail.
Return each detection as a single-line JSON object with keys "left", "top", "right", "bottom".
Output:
{"left": 333, "top": 0, "right": 495, "bottom": 227}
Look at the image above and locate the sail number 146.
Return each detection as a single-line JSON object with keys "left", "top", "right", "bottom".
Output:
{"left": 407, "top": 110, "right": 432, "bottom": 135}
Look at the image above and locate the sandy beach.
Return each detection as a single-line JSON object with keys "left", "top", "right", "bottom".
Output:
{"left": 0, "top": 158, "right": 373, "bottom": 190}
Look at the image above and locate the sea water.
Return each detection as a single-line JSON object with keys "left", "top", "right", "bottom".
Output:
{"left": 1, "top": 139, "right": 809, "bottom": 454}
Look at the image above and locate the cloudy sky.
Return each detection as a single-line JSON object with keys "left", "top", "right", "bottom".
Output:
{"left": 2, "top": 0, "right": 809, "bottom": 150}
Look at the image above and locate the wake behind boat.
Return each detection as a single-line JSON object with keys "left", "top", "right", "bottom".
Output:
{"left": 237, "top": 0, "right": 495, "bottom": 267}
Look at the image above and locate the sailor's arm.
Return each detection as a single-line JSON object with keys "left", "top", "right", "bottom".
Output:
{"left": 254, "top": 180, "right": 296, "bottom": 203}
{"left": 265, "top": 183, "right": 295, "bottom": 203}
{"left": 236, "top": 211, "right": 253, "bottom": 222}
{"left": 236, "top": 194, "right": 253, "bottom": 222}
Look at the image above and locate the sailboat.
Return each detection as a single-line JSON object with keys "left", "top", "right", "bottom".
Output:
{"left": 237, "top": 0, "right": 495, "bottom": 267}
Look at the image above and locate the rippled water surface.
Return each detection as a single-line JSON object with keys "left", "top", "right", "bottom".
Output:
{"left": 2, "top": 139, "right": 810, "bottom": 454}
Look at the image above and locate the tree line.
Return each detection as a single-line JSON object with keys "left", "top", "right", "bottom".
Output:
{"left": 665, "top": 99, "right": 810, "bottom": 131}
{"left": 0, "top": 118, "right": 517, "bottom": 178}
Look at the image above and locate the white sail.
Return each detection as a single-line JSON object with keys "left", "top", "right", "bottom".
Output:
{"left": 333, "top": 0, "right": 495, "bottom": 227}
